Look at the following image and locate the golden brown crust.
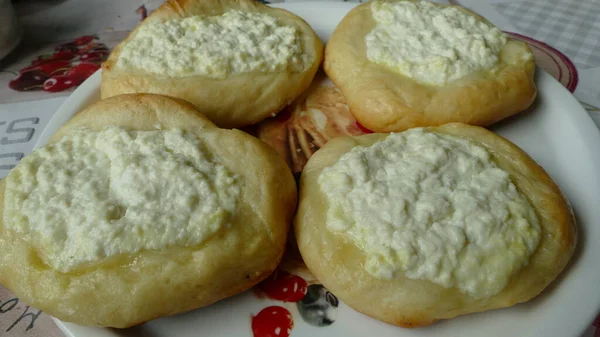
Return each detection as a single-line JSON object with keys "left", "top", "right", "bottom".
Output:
{"left": 101, "top": 0, "right": 324, "bottom": 129}
{"left": 294, "top": 123, "right": 576, "bottom": 327}
{"left": 324, "top": 0, "right": 537, "bottom": 132}
{"left": 0, "top": 94, "right": 297, "bottom": 328}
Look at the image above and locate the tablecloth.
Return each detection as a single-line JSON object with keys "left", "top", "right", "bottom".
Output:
{"left": 0, "top": 0, "right": 598, "bottom": 336}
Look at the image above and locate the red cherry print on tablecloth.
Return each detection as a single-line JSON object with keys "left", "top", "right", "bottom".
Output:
{"left": 50, "top": 51, "right": 76, "bottom": 61}
{"left": 66, "top": 62, "right": 100, "bottom": 82}
{"left": 10, "top": 34, "right": 109, "bottom": 93}
{"left": 9, "top": 70, "right": 49, "bottom": 91}
{"left": 73, "top": 35, "right": 96, "bottom": 46}
{"left": 20, "top": 60, "right": 71, "bottom": 76}
{"left": 43, "top": 75, "right": 80, "bottom": 93}
{"left": 77, "top": 43, "right": 109, "bottom": 55}
{"left": 355, "top": 121, "right": 374, "bottom": 134}
{"left": 80, "top": 51, "right": 108, "bottom": 62}
{"left": 257, "top": 270, "right": 308, "bottom": 302}
{"left": 31, "top": 51, "right": 75, "bottom": 66}
{"left": 252, "top": 306, "right": 293, "bottom": 337}
{"left": 30, "top": 57, "right": 53, "bottom": 67}
{"left": 79, "top": 57, "right": 105, "bottom": 65}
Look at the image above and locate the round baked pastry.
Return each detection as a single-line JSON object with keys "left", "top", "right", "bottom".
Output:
{"left": 0, "top": 94, "right": 297, "bottom": 328}
{"left": 295, "top": 123, "right": 576, "bottom": 327}
{"left": 324, "top": 0, "right": 537, "bottom": 132}
{"left": 101, "top": 0, "right": 323, "bottom": 129}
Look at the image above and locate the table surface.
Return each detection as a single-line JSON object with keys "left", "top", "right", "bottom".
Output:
{"left": 0, "top": 0, "right": 599, "bottom": 336}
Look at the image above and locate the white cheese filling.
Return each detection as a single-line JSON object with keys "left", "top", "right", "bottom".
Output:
{"left": 365, "top": 1, "right": 507, "bottom": 86}
{"left": 3, "top": 127, "right": 240, "bottom": 273}
{"left": 318, "top": 129, "right": 540, "bottom": 299}
{"left": 117, "top": 10, "right": 309, "bottom": 78}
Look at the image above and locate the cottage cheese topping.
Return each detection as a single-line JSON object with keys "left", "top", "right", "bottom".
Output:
{"left": 117, "top": 10, "right": 309, "bottom": 78}
{"left": 3, "top": 127, "right": 240, "bottom": 273}
{"left": 365, "top": 1, "right": 507, "bottom": 86}
{"left": 318, "top": 129, "right": 540, "bottom": 298}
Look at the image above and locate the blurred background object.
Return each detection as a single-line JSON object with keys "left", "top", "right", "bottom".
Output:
{"left": 0, "top": 0, "right": 22, "bottom": 61}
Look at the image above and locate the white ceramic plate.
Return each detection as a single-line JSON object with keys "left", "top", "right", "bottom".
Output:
{"left": 38, "top": 2, "right": 600, "bottom": 337}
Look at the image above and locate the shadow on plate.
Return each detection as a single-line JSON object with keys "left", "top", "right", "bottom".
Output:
{"left": 489, "top": 89, "right": 543, "bottom": 133}
{"left": 110, "top": 325, "right": 160, "bottom": 337}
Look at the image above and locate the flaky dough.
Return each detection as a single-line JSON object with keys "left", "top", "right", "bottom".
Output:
{"left": 324, "top": 0, "right": 537, "bottom": 132}
{"left": 294, "top": 123, "right": 576, "bottom": 327}
{"left": 0, "top": 94, "right": 297, "bottom": 328}
{"left": 101, "top": 0, "right": 323, "bottom": 129}
{"left": 257, "top": 71, "right": 367, "bottom": 175}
